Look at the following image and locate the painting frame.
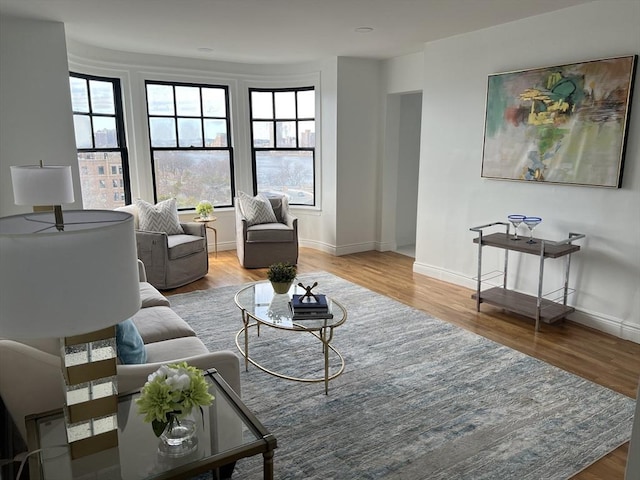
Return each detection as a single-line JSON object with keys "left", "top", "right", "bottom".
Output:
{"left": 481, "top": 55, "right": 637, "bottom": 188}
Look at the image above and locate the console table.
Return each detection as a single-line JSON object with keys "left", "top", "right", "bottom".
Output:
{"left": 470, "top": 222, "right": 585, "bottom": 332}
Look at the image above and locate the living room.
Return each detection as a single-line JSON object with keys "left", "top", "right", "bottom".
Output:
{"left": 0, "top": 0, "right": 639, "bottom": 478}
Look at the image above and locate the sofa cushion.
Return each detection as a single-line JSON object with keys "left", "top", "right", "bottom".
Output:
{"left": 115, "top": 319, "right": 147, "bottom": 364}
{"left": 238, "top": 191, "right": 278, "bottom": 226}
{"left": 136, "top": 198, "right": 184, "bottom": 235}
{"left": 144, "top": 336, "right": 210, "bottom": 363}
{"left": 167, "top": 234, "right": 206, "bottom": 260}
{"left": 131, "top": 306, "right": 196, "bottom": 344}
{"left": 246, "top": 222, "right": 295, "bottom": 243}
{"left": 140, "top": 282, "right": 171, "bottom": 308}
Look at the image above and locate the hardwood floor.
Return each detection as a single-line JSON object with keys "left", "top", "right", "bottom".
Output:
{"left": 170, "top": 248, "right": 640, "bottom": 480}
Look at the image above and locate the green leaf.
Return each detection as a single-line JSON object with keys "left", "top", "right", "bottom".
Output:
{"left": 152, "top": 419, "right": 167, "bottom": 437}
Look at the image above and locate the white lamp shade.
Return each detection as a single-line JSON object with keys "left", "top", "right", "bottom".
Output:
{"left": 0, "top": 210, "right": 140, "bottom": 338}
{"left": 10, "top": 165, "right": 75, "bottom": 205}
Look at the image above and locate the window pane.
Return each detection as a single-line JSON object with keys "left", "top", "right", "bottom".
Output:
{"left": 89, "top": 80, "right": 115, "bottom": 115}
{"left": 70, "top": 77, "right": 89, "bottom": 113}
{"left": 202, "top": 88, "right": 226, "bottom": 117}
{"left": 298, "top": 121, "right": 315, "bottom": 147}
{"left": 93, "top": 116, "right": 118, "bottom": 148}
{"left": 276, "top": 121, "right": 296, "bottom": 147}
{"left": 78, "top": 152, "right": 125, "bottom": 209}
{"left": 147, "top": 84, "right": 174, "bottom": 115}
{"left": 73, "top": 115, "right": 93, "bottom": 148}
{"left": 204, "top": 119, "right": 228, "bottom": 147}
{"left": 251, "top": 91, "right": 273, "bottom": 119}
{"left": 149, "top": 117, "right": 176, "bottom": 147}
{"left": 255, "top": 150, "right": 314, "bottom": 205}
{"left": 274, "top": 91, "right": 296, "bottom": 119}
{"left": 153, "top": 150, "right": 232, "bottom": 207}
{"left": 297, "top": 90, "right": 314, "bottom": 118}
{"left": 252, "top": 121, "right": 274, "bottom": 147}
{"left": 177, "top": 118, "right": 203, "bottom": 147}
{"left": 175, "top": 86, "right": 201, "bottom": 116}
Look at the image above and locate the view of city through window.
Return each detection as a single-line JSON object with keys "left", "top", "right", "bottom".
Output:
{"left": 250, "top": 88, "right": 316, "bottom": 206}
{"left": 69, "top": 73, "right": 130, "bottom": 209}
{"left": 146, "top": 82, "right": 234, "bottom": 209}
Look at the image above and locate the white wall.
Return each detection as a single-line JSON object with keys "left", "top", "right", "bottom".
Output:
{"left": 335, "top": 57, "right": 381, "bottom": 254}
{"left": 0, "top": 16, "right": 81, "bottom": 216}
{"left": 413, "top": 0, "right": 640, "bottom": 341}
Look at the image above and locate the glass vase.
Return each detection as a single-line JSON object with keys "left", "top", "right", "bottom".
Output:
{"left": 158, "top": 412, "right": 198, "bottom": 457}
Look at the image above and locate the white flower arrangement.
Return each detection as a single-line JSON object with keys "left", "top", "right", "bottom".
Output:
{"left": 136, "top": 362, "right": 214, "bottom": 437}
{"left": 196, "top": 200, "right": 214, "bottom": 218}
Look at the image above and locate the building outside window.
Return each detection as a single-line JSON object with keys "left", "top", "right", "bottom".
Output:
{"left": 249, "top": 87, "right": 315, "bottom": 206}
{"left": 145, "top": 81, "right": 234, "bottom": 209}
{"left": 69, "top": 73, "right": 131, "bottom": 209}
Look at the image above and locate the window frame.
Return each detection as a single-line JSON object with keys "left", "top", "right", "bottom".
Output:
{"left": 248, "top": 86, "right": 316, "bottom": 207}
{"left": 144, "top": 80, "right": 235, "bottom": 210}
{"left": 69, "top": 72, "right": 132, "bottom": 207}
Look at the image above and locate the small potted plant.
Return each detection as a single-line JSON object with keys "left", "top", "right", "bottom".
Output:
{"left": 196, "top": 200, "right": 214, "bottom": 220}
{"left": 267, "top": 262, "right": 297, "bottom": 294}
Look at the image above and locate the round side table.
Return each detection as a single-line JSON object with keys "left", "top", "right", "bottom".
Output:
{"left": 194, "top": 216, "right": 218, "bottom": 257}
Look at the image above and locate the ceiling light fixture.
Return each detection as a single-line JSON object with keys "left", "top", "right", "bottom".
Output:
{"left": 197, "top": 47, "right": 214, "bottom": 52}
{"left": 354, "top": 27, "right": 374, "bottom": 33}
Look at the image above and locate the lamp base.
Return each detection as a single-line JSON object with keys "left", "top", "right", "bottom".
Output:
{"left": 62, "top": 326, "right": 119, "bottom": 459}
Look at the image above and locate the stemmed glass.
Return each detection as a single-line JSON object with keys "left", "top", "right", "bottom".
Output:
{"left": 507, "top": 214, "right": 526, "bottom": 241}
{"left": 523, "top": 216, "right": 542, "bottom": 244}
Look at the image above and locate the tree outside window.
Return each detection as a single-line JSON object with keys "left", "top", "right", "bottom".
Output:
{"left": 145, "top": 81, "right": 234, "bottom": 209}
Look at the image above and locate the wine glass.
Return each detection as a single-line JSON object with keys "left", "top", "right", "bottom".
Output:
{"left": 507, "top": 214, "right": 526, "bottom": 241}
{"left": 523, "top": 216, "right": 542, "bottom": 244}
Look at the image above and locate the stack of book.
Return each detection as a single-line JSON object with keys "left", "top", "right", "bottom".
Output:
{"left": 289, "top": 294, "right": 333, "bottom": 320}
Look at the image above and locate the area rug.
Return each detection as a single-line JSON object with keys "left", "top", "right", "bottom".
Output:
{"left": 168, "top": 272, "right": 635, "bottom": 480}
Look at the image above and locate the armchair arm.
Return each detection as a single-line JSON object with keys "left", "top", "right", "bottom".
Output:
{"left": 181, "top": 222, "right": 206, "bottom": 237}
{"left": 283, "top": 211, "right": 298, "bottom": 230}
{"left": 117, "top": 350, "right": 241, "bottom": 397}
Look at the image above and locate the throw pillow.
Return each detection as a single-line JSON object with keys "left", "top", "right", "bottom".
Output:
{"left": 238, "top": 192, "right": 278, "bottom": 226}
{"left": 115, "top": 319, "right": 147, "bottom": 364}
{"left": 135, "top": 198, "right": 184, "bottom": 235}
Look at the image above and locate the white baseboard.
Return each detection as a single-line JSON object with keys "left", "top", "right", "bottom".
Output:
{"left": 412, "top": 260, "right": 640, "bottom": 344}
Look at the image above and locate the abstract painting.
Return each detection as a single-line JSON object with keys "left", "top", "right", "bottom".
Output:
{"left": 481, "top": 55, "right": 637, "bottom": 188}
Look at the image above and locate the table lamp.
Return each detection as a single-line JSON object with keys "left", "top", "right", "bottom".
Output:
{"left": 0, "top": 166, "right": 140, "bottom": 459}
{"left": 10, "top": 161, "right": 75, "bottom": 231}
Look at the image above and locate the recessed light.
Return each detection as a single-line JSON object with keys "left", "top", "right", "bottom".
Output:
{"left": 354, "top": 26, "right": 374, "bottom": 33}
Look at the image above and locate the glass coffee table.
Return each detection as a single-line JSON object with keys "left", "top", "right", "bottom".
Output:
{"left": 234, "top": 281, "right": 347, "bottom": 394}
{"left": 25, "top": 369, "right": 276, "bottom": 480}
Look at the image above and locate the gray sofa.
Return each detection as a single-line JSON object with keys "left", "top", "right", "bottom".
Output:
{"left": 0, "top": 261, "right": 240, "bottom": 443}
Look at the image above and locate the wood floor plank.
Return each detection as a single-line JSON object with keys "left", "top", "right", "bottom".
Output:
{"left": 168, "top": 248, "right": 639, "bottom": 480}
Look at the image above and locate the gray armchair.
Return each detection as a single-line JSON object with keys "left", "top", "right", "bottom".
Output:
{"left": 235, "top": 194, "right": 298, "bottom": 268}
{"left": 116, "top": 204, "right": 208, "bottom": 290}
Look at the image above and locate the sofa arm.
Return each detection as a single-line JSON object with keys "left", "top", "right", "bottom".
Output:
{"left": 117, "top": 350, "right": 241, "bottom": 397}
{"left": 137, "top": 259, "right": 147, "bottom": 282}
{"left": 0, "top": 340, "right": 65, "bottom": 442}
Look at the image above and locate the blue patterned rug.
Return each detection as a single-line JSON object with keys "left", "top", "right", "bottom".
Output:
{"left": 169, "top": 272, "right": 635, "bottom": 479}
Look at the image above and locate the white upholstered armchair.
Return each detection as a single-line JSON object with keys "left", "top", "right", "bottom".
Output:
{"left": 117, "top": 199, "right": 209, "bottom": 290}
{"left": 235, "top": 193, "right": 299, "bottom": 268}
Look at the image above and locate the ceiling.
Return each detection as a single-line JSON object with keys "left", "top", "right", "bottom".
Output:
{"left": 0, "top": 0, "right": 594, "bottom": 64}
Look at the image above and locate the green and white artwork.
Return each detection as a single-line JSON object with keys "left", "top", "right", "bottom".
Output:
{"left": 481, "top": 55, "right": 637, "bottom": 188}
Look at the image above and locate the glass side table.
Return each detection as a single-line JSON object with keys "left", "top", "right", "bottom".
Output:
{"left": 26, "top": 369, "right": 276, "bottom": 480}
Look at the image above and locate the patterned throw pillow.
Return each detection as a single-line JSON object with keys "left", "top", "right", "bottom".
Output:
{"left": 238, "top": 192, "right": 278, "bottom": 226}
{"left": 135, "top": 198, "right": 184, "bottom": 235}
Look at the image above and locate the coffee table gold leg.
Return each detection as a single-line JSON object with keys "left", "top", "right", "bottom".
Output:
{"left": 243, "top": 311, "right": 249, "bottom": 372}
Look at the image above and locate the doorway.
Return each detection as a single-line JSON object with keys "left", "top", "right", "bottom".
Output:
{"left": 394, "top": 92, "right": 422, "bottom": 258}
